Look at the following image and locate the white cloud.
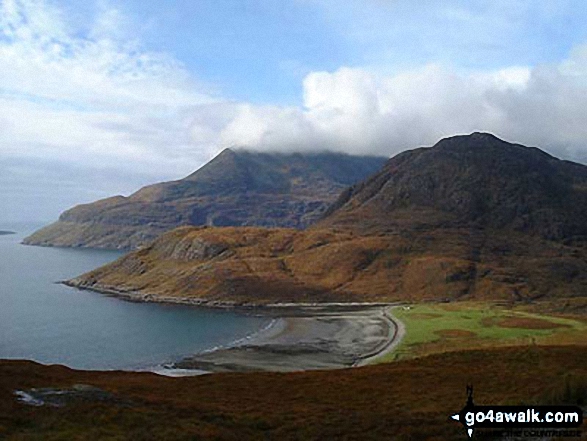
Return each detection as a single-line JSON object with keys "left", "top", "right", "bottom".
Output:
{"left": 0, "top": 0, "right": 219, "bottom": 179}
{"left": 216, "top": 50, "right": 587, "bottom": 163}
{"left": 4, "top": 0, "right": 587, "bottom": 175}
{"left": 3, "top": 0, "right": 587, "bottom": 223}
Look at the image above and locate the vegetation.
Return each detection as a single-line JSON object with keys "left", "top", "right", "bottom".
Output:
{"left": 1, "top": 345, "right": 587, "bottom": 440}
{"left": 381, "top": 302, "right": 587, "bottom": 361}
{"left": 23, "top": 150, "right": 386, "bottom": 250}
{"left": 69, "top": 222, "right": 587, "bottom": 306}
{"left": 68, "top": 134, "right": 587, "bottom": 306}
{"left": 12, "top": 135, "right": 587, "bottom": 440}
{"left": 538, "top": 373, "right": 587, "bottom": 407}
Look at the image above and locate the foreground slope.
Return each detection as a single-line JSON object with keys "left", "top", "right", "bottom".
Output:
{"left": 23, "top": 150, "right": 386, "bottom": 250}
{"left": 69, "top": 133, "right": 587, "bottom": 304}
{"left": 2, "top": 346, "right": 586, "bottom": 440}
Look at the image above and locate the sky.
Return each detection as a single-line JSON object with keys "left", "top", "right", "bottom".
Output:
{"left": 2, "top": 0, "right": 587, "bottom": 222}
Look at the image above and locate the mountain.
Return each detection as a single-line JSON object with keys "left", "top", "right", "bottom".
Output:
{"left": 321, "top": 132, "right": 587, "bottom": 239}
{"left": 23, "top": 149, "right": 387, "bottom": 250}
{"left": 67, "top": 133, "right": 587, "bottom": 305}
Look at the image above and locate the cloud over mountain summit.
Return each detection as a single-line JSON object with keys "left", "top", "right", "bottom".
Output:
{"left": 2, "top": 0, "right": 587, "bottom": 221}
{"left": 217, "top": 57, "right": 587, "bottom": 162}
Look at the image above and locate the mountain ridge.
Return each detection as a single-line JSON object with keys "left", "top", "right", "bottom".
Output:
{"left": 321, "top": 132, "right": 587, "bottom": 239}
{"left": 68, "top": 133, "right": 587, "bottom": 305}
{"left": 23, "top": 150, "right": 387, "bottom": 250}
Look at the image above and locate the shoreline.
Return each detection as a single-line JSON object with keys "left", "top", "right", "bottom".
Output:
{"left": 61, "top": 280, "right": 395, "bottom": 312}
{"left": 63, "top": 281, "right": 404, "bottom": 373}
{"left": 354, "top": 308, "right": 405, "bottom": 366}
{"left": 171, "top": 306, "right": 402, "bottom": 373}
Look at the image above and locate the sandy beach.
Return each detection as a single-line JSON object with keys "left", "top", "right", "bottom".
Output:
{"left": 172, "top": 305, "right": 402, "bottom": 372}
{"left": 63, "top": 281, "right": 403, "bottom": 373}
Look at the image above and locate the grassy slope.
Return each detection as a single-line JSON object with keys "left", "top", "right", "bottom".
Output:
{"left": 381, "top": 302, "right": 587, "bottom": 362}
{"left": 1, "top": 346, "right": 586, "bottom": 440}
{"left": 69, "top": 225, "right": 587, "bottom": 305}
{"left": 49, "top": 134, "right": 587, "bottom": 304}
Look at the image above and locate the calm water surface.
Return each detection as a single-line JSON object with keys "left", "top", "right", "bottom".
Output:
{"left": 0, "top": 224, "right": 271, "bottom": 370}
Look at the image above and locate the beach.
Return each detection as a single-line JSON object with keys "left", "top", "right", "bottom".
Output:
{"left": 63, "top": 281, "right": 403, "bottom": 373}
{"left": 172, "top": 305, "right": 402, "bottom": 372}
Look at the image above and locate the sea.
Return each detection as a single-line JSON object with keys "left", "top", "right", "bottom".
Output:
{"left": 0, "top": 223, "right": 272, "bottom": 372}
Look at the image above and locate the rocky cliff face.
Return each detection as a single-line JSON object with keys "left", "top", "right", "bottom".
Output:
{"left": 68, "top": 133, "right": 587, "bottom": 305}
{"left": 23, "top": 150, "right": 386, "bottom": 250}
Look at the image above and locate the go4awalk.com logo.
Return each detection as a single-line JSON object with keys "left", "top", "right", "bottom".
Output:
{"left": 450, "top": 386, "right": 583, "bottom": 438}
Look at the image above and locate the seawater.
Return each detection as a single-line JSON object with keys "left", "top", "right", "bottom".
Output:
{"left": 0, "top": 224, "right": 271, "bottom": 370}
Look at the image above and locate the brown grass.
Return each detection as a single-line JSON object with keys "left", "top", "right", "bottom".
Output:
{"left": 496, "top": 317, "right": 570, "bottom": 329}
{"left": 70, "top": 225, "right": 587, "bottom": 306}
{"left": 1, "top": 346, "right": 587, "bottom": 440}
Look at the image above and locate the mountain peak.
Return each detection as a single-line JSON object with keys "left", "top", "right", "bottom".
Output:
{"left": 470, "top": 131, "right": 501, "bottom": 140}
{"left": 24, "top": 150, "right": 387, "bottom": 250}
{"left": 216, "top": 147, "right": 236, "bottom": 156}
{"left": 433, "top": 132, "right": 510, "bottom": 149}
{"left": 322, "top": 135, "right": 587, "bottom": 240}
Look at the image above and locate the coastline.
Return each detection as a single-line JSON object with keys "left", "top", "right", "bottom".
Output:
{"left": 354, "top": 308, "right": 405, "bottom": 366}
{"left": 63, "top": 281, "right": 403, "bottom": 373}
{"left": 61, "top": 279, "right": 394, "bottom": 311}
{"left": 171, "top": 306, "right": 402, "bottom": 373}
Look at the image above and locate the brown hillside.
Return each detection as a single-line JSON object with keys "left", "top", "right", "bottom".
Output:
{"left": 23, "top": 150, "right": 386, "bottom": 250}
{"left": 68, "top": 224, "right": 587, "bottom": 304}
{"left": 69, "top": 133, "right": 587, "bottom": 304}
{"left": 2, "top": 346, "right": 586, "bottom": 440}
{"left": 322, "top": 132, "right": 587, "bottom": 239}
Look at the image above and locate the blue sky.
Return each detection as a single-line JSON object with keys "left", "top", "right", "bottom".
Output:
{"left": 51, "top": 0, "right": 587, "bottom": 102}
{"left": 2, "top": 0, "right": 587, "bottom": 222}
{"left": 54, "top": 0, "right": 348, "bottom": 104}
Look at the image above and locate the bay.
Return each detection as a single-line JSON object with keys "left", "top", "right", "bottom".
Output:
{"left": 0, "top": 224, "right": 271, "bottom": 371}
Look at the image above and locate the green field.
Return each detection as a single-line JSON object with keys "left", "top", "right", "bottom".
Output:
{"left": 378, "top": 302, "right": 587, "bottom": 362}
